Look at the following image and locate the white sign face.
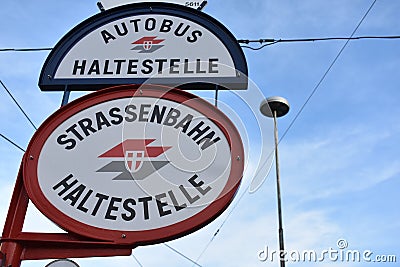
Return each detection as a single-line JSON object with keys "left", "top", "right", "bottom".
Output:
{"left": 100, "top": 0, "right": 205, "bottom": 10}
{"left": 24, "top": 86, "right": 244, "bottom": 244}
{"left": 54, "top": 14, "right": 235, "bottom": 80}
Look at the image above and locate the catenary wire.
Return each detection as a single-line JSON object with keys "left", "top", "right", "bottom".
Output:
{"left": 163, "top": 244, "right": 203, "bottom": 267}
{"left": 238, "top": 35, "right": 400, "bottom": 50}
{"left": 0, "top": 126, "right": 202, "bottom": 266}
{"left": 192, "top": 0, "right": 378, "bottom": 264}
{"left": 0, "top": 80, "right": 38, "bottom": 130}
{"left": 132, "top": 254, "right": 144, "bottom": 267}
{"left": 0, "top": 1, "right": 381, "bottom": 265}
{"left": 192, "top": 183, "right": 249, "bottom": 266}
{"left": 0, "top": 64, "right": 202, "bottom": 267}
{"left": 1, "top": 35, "right": 399, "bottom": 53}
{"left": 0, "top": 47, "right": 52, "bottom": 52}
{"left": 279, "top": 0, "right": 377, "bottom": 142}
{"left": 0, "top": 133, "right": 25, "bottom": 152}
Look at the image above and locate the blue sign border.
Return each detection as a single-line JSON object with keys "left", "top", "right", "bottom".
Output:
{"left": 39, "top": 2, "right": 248, "bottom": 91}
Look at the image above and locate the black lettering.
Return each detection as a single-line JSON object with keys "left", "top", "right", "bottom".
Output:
{"left": 127, "top": 59, "right": 138, "bottom": 74}
{"left": 174, "top": 114, "right": 193, "bottom": 133}
{"left": 101, "top": 30, "right": 116, "bottom": 44}
{"left": 196, "top": 59, "right": 206, "bottom": 74}
{"left": 63, "top": 184, "right": 86, "bottom": 206}
{"left": 187, "top": 30, "right": 202, "bottom": 43}
{"left": 66, "top": 124, "right": 84, "bottom": 141}
{"left": 57, "top": 134, "right": 76, "bottom": 150}
{"left": 105, "top": 197, "right": 122, "bottom": 220}
{"left": 160, "top": 19, "right": 173, "bottom": 33}
{"left": 187, "top": 121, "right": 210, "bottom": 141}
{"left": 91, "top": 193, "right": 109, "bottom": 216}
{"left": 149, "top": 105, "right": 167, "bottom": 124}
{"left": 103, "top": 60, "right": 113, "bottom": 75}
{"left": 122, "top": 198, "right": 136, "bottom": 221}
{"left": 114, "top": 59, "right": 126, "bottom": 75}
{"left": 114, "top": 22, "right": 128, "bottom": 36}
{"left": 141, "top": 59, "right": 153, "bottom": 74}
{"left": 72, "top": 60, "right": 86, "bottom": 75}
{"left": 145, "top": 18, "right": 156, "bottom": 31}
{"left": 179, "top": 185, "right": 200, "bottom": 204}
{"left": 52, "top": 174, "right": 77, "bottom": 196}
{"left": 129, "top": 19, "right": 141, "bottom": 32}
{"left": 188, "top": 174, "right": 211, "bottom": 195}
{"left": 109, "top": 107, "right": 123, "bottom": 125}
{"left": 163, "top": 108, "right": 181, "bottom": 126}
{"left": 155, "top": 193, "right": 172, "bottom": 217}
{"left": 209, "top": 58, "right": 219, "bottom": 73}
{"left": 77, "top": 189, "right": 93, "bottom": 213}
{"left": 197, "top": 131, "right": 221, "bottom": 150}
{"left": 78, "top": 118, "right": 97, "bottom": 137}
{"left": 168, "top": 190, "right": 187, "bottom": 211}
{"left": 183, "top": 59, "right": 194, "bottom": 74}
{"left": 87, "top": 60, "right": 100, "bottom": 75}
{"left": 95, "top": 111, "right": 111, "bottom": 130}
{"left": 138, "top": 196, "right": 152, "bottom": 220}
{"left": 169, "top": 59, "right": 180, "bottom": 74}
{"left": 139, "top": 104, "right": 151, "bottom": 122}
{"left": 125, "top": 105, "right": 137, "bottom": 122}
{"left": 155, "top": 59, "right": 168, "bottom": 73}
{"left": 174, "top": 23, "right": 190, "bottom": 37}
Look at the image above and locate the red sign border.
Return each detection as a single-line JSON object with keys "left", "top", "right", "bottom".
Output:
{"left": 23, "top": 84, "right": 244, "bottom": 245}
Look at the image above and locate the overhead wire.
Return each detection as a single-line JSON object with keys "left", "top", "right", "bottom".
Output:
{"left": 240, "top": 40, "right": 280, "bottom": 50}
{"left": 0, "top": 75, "right": 202, "bottom": 267}
{"left": 1, "top": 35, "right": 399, "bottom": 53}
{"left": 192, "top": 0, "right": 379, "bottom": 264}
{"left": 0, "top": 80, "right": 38, "bottom": 130}
{"left": 0, "top": 0, "right": 383, "bottom": 266}
{"left": 132, "top": 254, "right": 144, "bottom": 267}
{"left": 0, "top": 47, "right": 52, "bottom": 52}
{"left": 238, "top": 35, "right": 400, "bottom": 50}
{"left": 280, "top": 0, "right": 378, "bottom": 142}
{"left": 163, "top": 244, "right": 203, "bottom": 267}
{"left": 0, "top": 133, "right": 25, "bottom": 152}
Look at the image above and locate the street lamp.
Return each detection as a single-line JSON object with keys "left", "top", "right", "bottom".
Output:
{"left": 260, "top": 96, "right": 290, "bottom": 267}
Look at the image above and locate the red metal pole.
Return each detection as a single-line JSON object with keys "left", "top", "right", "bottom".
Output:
{"left": 0, "top": 160, "right": 132, "bottom": 266}
{"left": 1, "top": 163, "right": 28, "bottom": 267}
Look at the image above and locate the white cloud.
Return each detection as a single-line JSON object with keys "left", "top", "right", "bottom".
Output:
{"left": 280, "top": 122, "right": 400, "bottom": 201}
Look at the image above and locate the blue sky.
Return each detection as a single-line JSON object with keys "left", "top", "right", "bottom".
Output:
{"left": 1, "top": 0, "right": 399, "bottom": 266}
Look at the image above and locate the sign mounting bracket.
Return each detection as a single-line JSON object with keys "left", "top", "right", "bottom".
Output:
{"left": 0, "top": 161, "right": 132, "bottom": 267}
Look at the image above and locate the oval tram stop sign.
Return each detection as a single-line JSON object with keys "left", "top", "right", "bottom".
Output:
{"left": 23, "top": 85, "right": 244, "bottom": 245}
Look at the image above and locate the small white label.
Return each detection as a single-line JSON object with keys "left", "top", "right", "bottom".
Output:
{"left": 100, "top": 0, "right": 205, "bottom": 10}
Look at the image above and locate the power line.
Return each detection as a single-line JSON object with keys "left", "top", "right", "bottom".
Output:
{"left": 280, "top": 0, "right": 378, "bottom": 142}
{"left": 192, "top": 183, "right": 250, "bottom": 266}
{"left": 238, "top": 35, "right": 400, "bottom": 49}
{"left": 132, "top": 254, "right": 144, "bottom": 267}
{"left": 1, "top": 35, "right": 399, "bottom": 53}
{"left": 163, "top": 244, "right": 203, "bottom": 267}
{"left": 0, "top": 47, "right": 52, "bottom": 52}
{"left": 193, "top": 0, "right": 379, "bottom": 263}
{"left": 240, "top": 35, "right": 400, "bottom": 43}
{"left": 0, "top": 1, "right": 382, "bottom": 265}
{"left": 0, "top": 80, "right": 38, "bottom": 130}
{"left": 0, "top": 133, "right": 25, "bottom": 152}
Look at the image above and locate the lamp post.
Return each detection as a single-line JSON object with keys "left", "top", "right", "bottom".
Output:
{"left": 260, "top": 96, "right": 290, "bottom": 267}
